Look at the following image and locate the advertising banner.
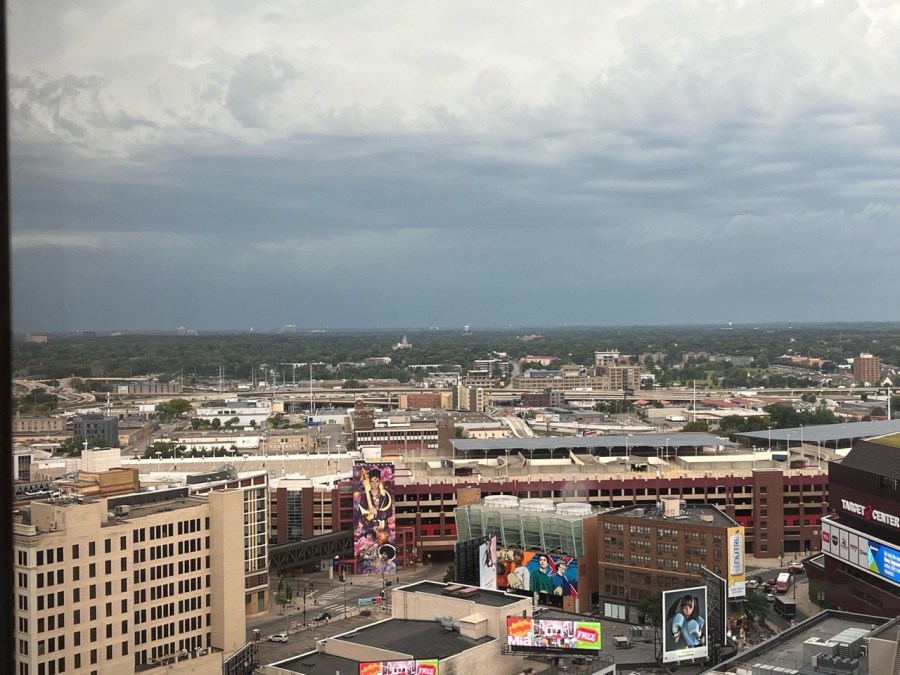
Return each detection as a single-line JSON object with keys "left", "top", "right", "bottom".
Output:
{"left": 506, "top": 616, "right": 602, "bottom": 654}
{"left": 823, "top": 516, "right": 900, "bottom": 584}
{"left": 496, "top": 549, "right": 578, "bottom": 599}
{"left": 479, "top": 535, "right": 498, "bottom": 590}
{"left": 353, "top": 462, "right": 396, "bottom": 575}
{"left": 662, "top": 586, "right": 709, "bottom": 664}
{"left": 359, "top": 659, "right": 438, "bottom": 675}
{"left": 726, "top": 526, "right": 746, "bottom": 599}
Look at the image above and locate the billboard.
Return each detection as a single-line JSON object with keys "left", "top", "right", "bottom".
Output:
{"left": 506, "top": 616, "right": 602, "bottom": 654}
{"left": 662, "top": 586, "right": 709, "bottom": 664}
{"left": 353, "top": 462, "right": 396, "bottom": 575}
{"left": 726, "top": 526, "right": 746, "bottom": 599}
{"left": 823, "top": 516, "right": 900, "bottom": 584}
{"left": 479, "top": 535, "right": 498, "bottom": 590}
{"left": 359, "top": 659, "right": 438, "bottom": 675}
{"left": 496, "top": 549, "right": 578, "bottom": 600}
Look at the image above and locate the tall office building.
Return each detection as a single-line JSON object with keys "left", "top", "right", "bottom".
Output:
{"left": 13, "top": 489, "right": 247, "bottom": 675}
{"left": 852, "top": 353, "right": 881, "bottom": 384}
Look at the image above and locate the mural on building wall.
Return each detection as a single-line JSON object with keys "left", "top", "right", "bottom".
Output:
{"left": 353, "top": 462, "right": 396, "bottom": 574}
{"left": 496, "top": 548, "right": 578, "bottom": 599}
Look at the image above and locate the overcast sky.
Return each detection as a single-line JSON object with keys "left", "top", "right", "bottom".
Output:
{"left": 9, "top": 1, "right": 900, "bottom": 332}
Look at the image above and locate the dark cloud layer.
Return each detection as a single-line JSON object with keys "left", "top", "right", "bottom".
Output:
{"left": 8, "top": 1, "right": 900, "bottom": 331}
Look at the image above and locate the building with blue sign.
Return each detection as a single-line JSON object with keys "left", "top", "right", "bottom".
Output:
{"left": 822, "top": 434, "right": 900, "bottom": 617}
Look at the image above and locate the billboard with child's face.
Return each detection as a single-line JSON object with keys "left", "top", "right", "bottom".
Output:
{"left": 662, "top": 586, "right": 709, "bottom": 664}
{"left": 496, "top": 548, "right": 578, "bottom": 599}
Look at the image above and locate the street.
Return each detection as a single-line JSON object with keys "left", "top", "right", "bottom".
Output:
{"left": 246, "top": 561, "right": 449, "bottom": 664}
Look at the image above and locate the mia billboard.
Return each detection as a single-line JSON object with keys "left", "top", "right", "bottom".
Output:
{"left": 359, "top": 659, "right": 438, "bottom": 675}
{"left": 662, "top": 586, "right": 709, "bottom": 664}
{"left": 353, "top": 462, "right": 396, "bottom": 575}
{"left": 506, "top": 616, "right": 602, "bottom": 654}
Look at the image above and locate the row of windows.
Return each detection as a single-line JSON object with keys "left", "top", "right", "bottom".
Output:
{"left": 177, "top": 537, "right": 203, "bottom": 555}
{"left": 36, "top": 613, "right": 65, "bottom": 633}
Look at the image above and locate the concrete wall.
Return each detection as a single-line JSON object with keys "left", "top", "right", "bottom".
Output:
{"left": 320, "top": 638, "right": 405, "bottom": 662}
{"left": 210, "top": 490, "right": 248, "bottom": 655}
{"left": 866, "top": 635, "right": 897, "bottom": 675}
{"left": 441, "top": 638, "right": 530, "bottom": 675}
{"left": 392, "top": 585, "right": 532, "bottom": 639}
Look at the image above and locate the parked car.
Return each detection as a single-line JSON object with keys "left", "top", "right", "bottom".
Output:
{"left": 268, "top": 632, "right": 289, "bottom": 643}
{"left": 746, "top": 579, "right": 759, "bottom": 589}
{"left": 313, "top": 611, "right": 332, "bottom": 622}
{"left": 765, "top": 593, "right": 775, "bottom": 602}
{"left": 788, "top": 562, "right": 804, "bottom": 574}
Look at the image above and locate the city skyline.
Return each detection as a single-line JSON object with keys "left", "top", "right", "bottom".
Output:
{"left": 9, "top": 2, "right": 900, "bottom": 332}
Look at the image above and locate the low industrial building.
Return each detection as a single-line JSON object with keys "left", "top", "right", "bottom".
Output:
{"left": 263, "top": 581, "right": 612, "bottom": 675}
{"left": 703, "top": 611, "right": 895, "bottom": 675}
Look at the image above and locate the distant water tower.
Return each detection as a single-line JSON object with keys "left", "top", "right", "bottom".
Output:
{"left": 464, "top": 325, "right": 470, "bottom": 333}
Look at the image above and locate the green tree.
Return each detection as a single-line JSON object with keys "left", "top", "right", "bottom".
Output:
{"left": 743, "top": 592, "right": 771, "bottom": 628}
{"left": 143, "top": 441, "right": 175, "bottom": 459}
{"left": 58, "top": 437, "right": 83, "bottom": 456}
{"left": 275, "top": 579, "right": 290, "bottom": 611}
{"left": 682, "top": 421, "right": 709, "bottom": 432}
{"left": 636, "top": 591, "right": 662, "bottom": 627}
{"left": 156, "top": 398, "right": 193, "bottom": 419}
{"left": 443, "top": 563, "right": 456, "bottom": 583}
{"left": 342, "top": 378, "right": 362, "bottom": 389}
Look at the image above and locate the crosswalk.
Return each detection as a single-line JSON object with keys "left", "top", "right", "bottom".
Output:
{"left": 311, "top": 588, "right": 346, "bottom": 614}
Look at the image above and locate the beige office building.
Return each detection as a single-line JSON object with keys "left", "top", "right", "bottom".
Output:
{"left": 14, "top": 489, "right": 247, "bottom": 675}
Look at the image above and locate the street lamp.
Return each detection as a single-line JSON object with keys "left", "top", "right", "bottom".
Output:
{"left": 767, "top": 426, "right": 772, "bottom": 451}
{"left": 336, "top": 556, "right": 347, "bottom": 618}
{"left": 326, "top": 435, "right": 332, "bottom": 457}
{"left": 665, "top": 437, "right": 670, "bottom": 460}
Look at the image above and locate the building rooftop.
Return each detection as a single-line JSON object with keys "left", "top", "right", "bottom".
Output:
{"left": 737, "top": 419, "right": 900, "bottom": 445}
{"left": 276, "top": 651, "right": 357, "bottom": 675}
{"left": 451, "top": 433, "right": 735, "bottom": 454}
{"left": 400, "top": 580, "right": 526, "bottom": 608}
{"left": 605, "top": 503, "right": 738, "bottom": 528}
{"left": 702, "top": 610, "right": 890, "bottom": 675}
{"left": 339, "top": 618, "right": 494, "bottom": 658}
{"left": 276, "top": 619, "right": 495, "bottom": 674}
{"left": 839, "top": 437, "right": 900, "bottom": 480}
